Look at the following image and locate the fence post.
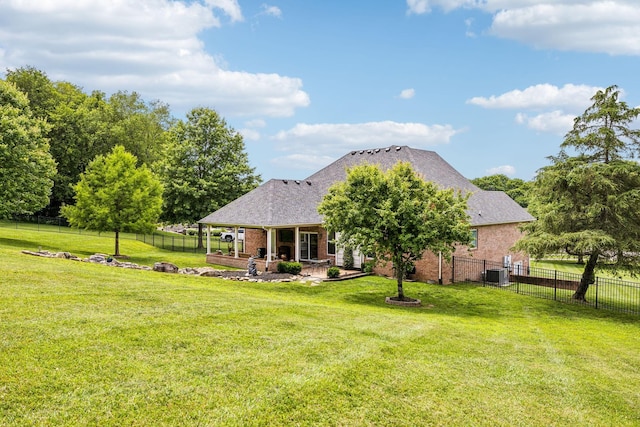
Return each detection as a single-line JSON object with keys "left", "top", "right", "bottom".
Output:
{"left": 595, "top": 276, "right": 599, "bottom": 309}
{"left": 554, "top": 270, "right": 557, "bottom": 301}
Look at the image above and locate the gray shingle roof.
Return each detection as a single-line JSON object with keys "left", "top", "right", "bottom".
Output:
{"left": 199, "top": 145, "right": 534, "bottom": 227}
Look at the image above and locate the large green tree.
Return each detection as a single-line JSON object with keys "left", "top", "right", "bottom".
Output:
{"left": 6, "top": 67, "right": 172, "bottom": 215}
{"left": 470, "top": 174, "right": 532, "bottom": 208}
{"left": 318, "top": 162, "right": 471, "bottom": 302}
{"left": 516, "top": 85, "right": 640, "bottom": 301}
{"left": 62, "top": 146, "right": 163, "bottom": 256}
{"left": 156, "top": 107, "right": 261, "bottom": 247}
{"left": 0, "top": 80, "right": 56, "bottom": 218}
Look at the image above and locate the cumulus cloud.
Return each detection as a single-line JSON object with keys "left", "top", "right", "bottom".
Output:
{"left": 269, "top": 120, "right": 463, "bottom": 173}
{"left": 407, "top": 1, "right": 640, "bottom": 56}
{"left": 0, "top": 0, "right": 309, "bottom": 117}
{"left": 398, "top": 88, "right": 415, "bottom": 99}
{"left": 467, "top": 84, "right": 602, "bottom": 110}
{"left": 272, "top": 121, "right": 461, "bottom": 151}
{"left": 469, "top": 83, "right": 602, "bottom": 134}
{"left": 515, "top": 111, "right": 576, "bottom": 135}
{"left": 270, "top": 153, "right": 336, "bottom": 171}
{"left": 486, "top": 165, "right": 516, "bottom": 176}
{"left": 406, "top": 0, "right": 430, "bottom": 15}
{"left": 260, "top": 4, "right": 282, "bottom": 18}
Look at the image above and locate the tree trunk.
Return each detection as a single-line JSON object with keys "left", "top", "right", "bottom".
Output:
{"left": 573, "top": 251, "right": 599, "bottom": 301}
{"left": 114, "top": 230, "right": 120, "bottom": 257}
{"left": 197, "top": 223, "right": 204, "bottom": 249}
{"left": 396, "top": 262, "right": 404, "bottom": 300}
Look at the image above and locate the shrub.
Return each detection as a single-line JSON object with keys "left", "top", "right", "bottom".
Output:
{"left": 362, "top": 260, "right": 375, "bottom": 273}
{"left": 343, "top": 246, "right": 354, "bottom": 270}
{"left": 327, "top": 266, "right": 340, "bottom": 278}
{"left": 277, "top": 261, "right": 302, "bottom": 275}
{"left": 187, "top": 229, "right": 196, "bottom": 236}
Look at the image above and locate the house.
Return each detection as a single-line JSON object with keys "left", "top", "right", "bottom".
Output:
{"left": 199, "top": 145, "right": 534, "bottom": 283}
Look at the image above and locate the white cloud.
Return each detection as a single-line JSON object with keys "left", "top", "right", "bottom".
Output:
{"left": 269, "top": 120, "right": 462, "bottom": 170}
{"left": 406, "top": 0, "right": 430, "bottom": 15}
{"left": 467, "top": 84, "right": 602, "bottom": 111}
{"left": 272, "top": 121, "right": 461, "bottom": 152}
{"left": 399, "top": 88, "right": 415, "bottom": 99}
{"left": 0, "top": 0, "right": 309, "bottom": 117}
{"left": 238, "top": 128, "right": 261, "bottom": 141}
{"left": 407, "top": 1, "right": 640, "bottom": 56}
{"left": 270, "top": 153, "right": 335, "bottom": 171}
{"left": 244, "top": 119, "right": 267, "bottom": 128}
{"left": 490, "top": 2, "right": 640, "bottom": 56}
{"left": 486, "top": 165, "right": 516, "bottom": 176}
{"left": 269, "top": 121, "right": 463, "bottom": 174}
{"left": 204, "top": 0, "right": 244, "bottom": 22}
{"left": 515, "top": 111, "right": 576, "bottom": 135}
{"left": 260, "top": 4, "right": 282, "bottom": 18}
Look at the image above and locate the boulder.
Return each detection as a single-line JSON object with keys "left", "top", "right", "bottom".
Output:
{"left": 153, "top": 262, "right": 179, "bottom": 273}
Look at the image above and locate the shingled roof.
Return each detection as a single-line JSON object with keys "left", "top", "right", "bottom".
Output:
{"left": 199, "top": 145, "right": 534, "bottom": 227}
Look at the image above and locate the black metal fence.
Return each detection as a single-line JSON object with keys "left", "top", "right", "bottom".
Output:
{"left": 2, "top": 215, "right": 243, "bottom": 254}
{"left": 452, "top": 256, "right": 640, "bottom": 316}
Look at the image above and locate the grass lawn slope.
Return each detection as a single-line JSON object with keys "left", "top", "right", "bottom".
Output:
{"left": 1, "top": 227, "right": 639, "bottom": 426}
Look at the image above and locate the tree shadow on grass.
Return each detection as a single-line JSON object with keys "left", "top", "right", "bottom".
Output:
{"left": 340, "top": 280, "right": 638, "bottom": 323}
{"left": 0, "top": 237, "right": 95, "bottom": 257}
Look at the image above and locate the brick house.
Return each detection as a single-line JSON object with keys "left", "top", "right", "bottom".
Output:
{"left": 199, "top": 145, "right": 534, "bottom": 283}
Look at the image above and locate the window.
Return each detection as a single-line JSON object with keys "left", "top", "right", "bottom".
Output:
{"left": 327, "top": 231, "right": 336, "bottom": 255}
{"left": 470, "top": 229, "right": 478, "bottom": 249}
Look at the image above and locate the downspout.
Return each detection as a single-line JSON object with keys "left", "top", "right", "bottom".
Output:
{"left": 438, "top": 251, "right": 443, "bottom": 285}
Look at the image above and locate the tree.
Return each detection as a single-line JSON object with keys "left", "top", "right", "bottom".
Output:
{"left": 0, "top": 80, "right": 56, "bottom": 218}
{"left": 156, "top": 107, "right": 261, "bottom": 248}
{"left": 105, "top": 91, "right": 173, "bottom": 166}
{"left": 516, "top": 85, "right": 640, "bottom": 301}
{"left": 61, "top": 146, "right": 163, "bottom": 256}
{"left": 470, "top": 174, "right": 532, "bottom": 208}
{"left": 7, "top": 67, "right": 172, "bottom": 215}
{"left": 318, "top": 162, "right": 471, "bottom": 302}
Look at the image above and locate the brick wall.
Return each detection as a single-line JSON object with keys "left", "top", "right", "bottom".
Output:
{"left": 372, "top": 222, "right": 529, "bottom": 284}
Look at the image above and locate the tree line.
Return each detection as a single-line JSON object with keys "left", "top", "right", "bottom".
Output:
{"left": 1, "top": 66, "right": 261, "bottom": 254}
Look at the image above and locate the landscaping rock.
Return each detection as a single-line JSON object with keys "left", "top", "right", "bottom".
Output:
{"left": 153, "top": 262, "right": 179, "bottom": 273}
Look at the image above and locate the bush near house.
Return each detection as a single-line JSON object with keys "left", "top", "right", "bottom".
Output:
{"left": 277, "top": 261, "right": 302, "bottom": 275}
{"left": 327, "top": 266, "right": 341, "bottom": 278}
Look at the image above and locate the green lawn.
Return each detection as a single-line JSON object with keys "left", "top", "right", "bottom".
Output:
{"left": 1, "top": 228, "right": 639, "bottom": 426}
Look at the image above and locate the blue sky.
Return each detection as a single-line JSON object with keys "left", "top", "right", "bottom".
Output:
{"left": 1, "top": 0, "right": 639, "bottom": 182}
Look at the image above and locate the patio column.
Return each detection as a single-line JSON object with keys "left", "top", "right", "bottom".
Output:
{"left": 206, "top": 225, "right": 211, "bottom": 254}
{"left": 234, "top": 226, "right": 239, "bottom": 258}
{"left": 295, "top": 226, "right": 300, "bottom": 262}
{"left": 266, "top": 227, "right": 272, "bottom": 270}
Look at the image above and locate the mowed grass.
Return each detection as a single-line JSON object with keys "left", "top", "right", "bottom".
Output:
{"left": 1, "top": 228, "right": 639, "bottom": 426}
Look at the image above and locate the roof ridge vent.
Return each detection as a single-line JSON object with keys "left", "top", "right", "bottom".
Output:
{"left": 395, "top": 146, "right": 401, "bottom": 151}
{"left": 295, "top": 180, "right": 300, "bottom": 184}
{"left": 306, "top": 181, "right": 312, "bottom": 185}
{"left": 359, "top": 150, "right": 364, "bottom": 154}
{"left": 385, "top": 147, "right": 391, "bottom": 152}
{"left": 375, "top": 148, "right": 380, "bottom": 153}
{"left": 282, "top": 180, "right": 288, "bottom": 184}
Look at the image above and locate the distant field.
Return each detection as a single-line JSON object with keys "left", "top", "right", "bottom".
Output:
{"left": 1, "top": 227, "right": 639, "bottom": 426}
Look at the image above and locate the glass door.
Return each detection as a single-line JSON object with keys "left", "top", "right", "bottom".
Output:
{"left": 300, "top": 233, "right": 318, "bottom": 260}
